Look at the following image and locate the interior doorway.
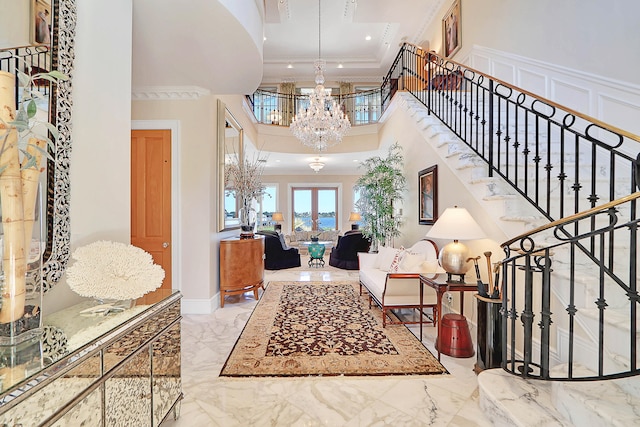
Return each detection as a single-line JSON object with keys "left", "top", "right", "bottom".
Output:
{"left": 131, "top": 129, "right": 172, "bottom": 290}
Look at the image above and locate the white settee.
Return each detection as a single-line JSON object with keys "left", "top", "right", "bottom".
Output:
{"left": 284, "top": 230, "right": 341, "bottom": 250}
{"left": 358, "top": 239, "right": 441, "bottom": 328}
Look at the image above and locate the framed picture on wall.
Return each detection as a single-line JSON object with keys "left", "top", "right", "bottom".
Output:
{"left": 419, "top": 165, "right": 438, "bottom": 225}
{"left": 32, "top": 0, "right": 52, "bottom": 45}
{"left": 442, "top": 0, "right": 461, "bottom": 58}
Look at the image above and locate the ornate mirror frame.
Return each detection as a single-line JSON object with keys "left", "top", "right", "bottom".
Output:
{"left": 217, "top": 99, "right": 243, "bottom": 232}
{"left": 42, "top": 0, "right": 75, "bottom": 291}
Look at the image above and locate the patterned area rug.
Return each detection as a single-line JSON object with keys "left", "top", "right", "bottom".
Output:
{"left": 220, "top": 281, "right": 448, "bottom": 377}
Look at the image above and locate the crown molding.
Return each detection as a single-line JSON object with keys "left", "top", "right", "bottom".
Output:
{"left": 131, "top": 86, "right": 211, "bottom": 100}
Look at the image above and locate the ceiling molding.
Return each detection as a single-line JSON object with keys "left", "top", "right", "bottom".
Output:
{"left": 131, "top": 86, "right": 211, "bottom": 101}
{"left": 411, "top": 0, "right": 447, "bottom": 44}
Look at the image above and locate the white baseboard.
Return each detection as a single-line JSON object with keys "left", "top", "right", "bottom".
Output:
{"left": 181, "top": 294, "right": 219, "bottom": 314}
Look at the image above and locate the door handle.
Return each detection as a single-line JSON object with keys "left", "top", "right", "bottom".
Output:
{"left": 163, "top": 242, "right": 170, "bottom": 248}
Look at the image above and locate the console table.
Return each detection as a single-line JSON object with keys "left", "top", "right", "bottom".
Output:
{"left": 0, "top": 289, "right": 182, "bottom": 426}
{"left": 219, "top": 236, "right": 265, "bottom": 307}
{"left": 420, "top": 274, "right": 477, "bottom": 360}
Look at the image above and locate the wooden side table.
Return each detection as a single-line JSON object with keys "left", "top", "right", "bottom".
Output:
{"left": 219, "top": 236, "right": 265, "bottom": 307}
{"left": 420, "top": 274, "right": 478, "bottom": 360}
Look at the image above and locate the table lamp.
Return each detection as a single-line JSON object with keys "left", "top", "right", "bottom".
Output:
{"left": 426, "top": 206, "right": 485, "bottom": 282}
{"left": 272, "top": 212, "right": 284, "bottom": 231}
{"left": 348, "top": 212, "right": 361, "bottom": 230}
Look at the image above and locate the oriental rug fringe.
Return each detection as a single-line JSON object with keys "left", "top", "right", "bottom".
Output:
{"left": 220, "top": 281, "right": 447, "bottom": 377}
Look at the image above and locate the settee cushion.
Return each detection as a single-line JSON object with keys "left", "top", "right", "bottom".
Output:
{"left": 375, "top": 246, "right": 400, "bottom": 271}
{"left": 359, "top": 239, "right": 440, "bottom": 304}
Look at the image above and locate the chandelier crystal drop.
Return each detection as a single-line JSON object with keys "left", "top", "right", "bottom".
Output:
{"left": 289, "top": 1, "right": 351, "bottom": 152}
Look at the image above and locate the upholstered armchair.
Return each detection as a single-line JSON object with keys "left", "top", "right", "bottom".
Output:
{"left": 256, "top": 230, "right": 301, "bottom": 270}
{"left": 328, "top": 230, "right": 371, "bottom": 270}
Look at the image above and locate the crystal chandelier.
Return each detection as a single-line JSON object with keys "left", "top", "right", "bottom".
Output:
{"left": 290, "top": 0, "right": 351, "bottom": 152}
{"left": 309, "top": 158, "right": 325, "bottom": 173}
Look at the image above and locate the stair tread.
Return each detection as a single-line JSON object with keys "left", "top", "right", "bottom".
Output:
{"left": 478, "top": 369, "right": 572, "bottom": 426}
{"left": 551, "top": 365, "right": 640, "bottom": 426}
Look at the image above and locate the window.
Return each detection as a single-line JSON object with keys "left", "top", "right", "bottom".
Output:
{"left": 296, "top": 86, "right": 338, "bottom": 114}
{"left": 252, "top": 87, "right": 278, "bottom": 124}
{"left": 257, "top": 184, "right": 277, "bottom": 230}
{"left": 291, "top": 187, "right": 338, "bottom": 232}
{"left": 354, "top": 86, "right": 381, "bottom": 125}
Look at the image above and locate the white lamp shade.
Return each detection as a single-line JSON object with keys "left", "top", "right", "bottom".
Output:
{"left": 426, "top": 207, "right": 485, "bottom": 240}
{"left": 348, "top": 212, "right": 361, "bottom": 221}
{"left": 272, "top": 212, "right": 284, "bottom": 222}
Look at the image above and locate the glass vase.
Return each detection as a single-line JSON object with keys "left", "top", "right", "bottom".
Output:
{"left": 0, "top": 184, "right": 44, "bottom": 345}
{"left": 239, "top": 198, "right": 255, "bottom": 238}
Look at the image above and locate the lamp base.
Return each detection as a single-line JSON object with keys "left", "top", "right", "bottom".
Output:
{"left": 446, "top": 272, "right": 466, "bottom": 283}
{"left": 439, "top": 240, "right": 471, "bottom": 279}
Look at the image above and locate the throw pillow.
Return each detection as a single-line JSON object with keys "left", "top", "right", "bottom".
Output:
{"left": 399, "top": 252, "right": 425, "bottom": 272}
{"left": 389, "top": 249, "right": 406, "bottom": 272}
{"left": 375, "top": 246, "right": 400, "bottom": 271}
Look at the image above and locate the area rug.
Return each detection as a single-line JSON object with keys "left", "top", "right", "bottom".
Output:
{"left": 219, "top": 281, "right": 448, "bottom": 377}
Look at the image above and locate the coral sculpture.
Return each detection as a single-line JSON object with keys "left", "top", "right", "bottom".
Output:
{"left": 66, "top": 241, "right": 165, "bottom": 301}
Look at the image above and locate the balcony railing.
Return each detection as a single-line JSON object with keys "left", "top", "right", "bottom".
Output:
{"left": 246, "top": 87, "right": 382, "bottom": 127}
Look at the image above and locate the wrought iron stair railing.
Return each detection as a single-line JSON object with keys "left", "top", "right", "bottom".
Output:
{"left": 382, "top": 43, "right": 640, "bottom": 381}
{"left": 498, "top": 192, "right": 639, "bottom": 381}
{"left": 382, "top": 43, "right": 640, "bottom": 223}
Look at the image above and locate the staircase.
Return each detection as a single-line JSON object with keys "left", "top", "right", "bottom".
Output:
{"left": 390, "top": 91, "right": 639, "bottom": 426}
{"left": 393, "top": 92, "right": 640, "bottom": 426}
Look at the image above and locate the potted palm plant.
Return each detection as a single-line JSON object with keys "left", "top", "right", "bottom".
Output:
{"left": 355, "top": 143, "right": 406, "bottom": 251}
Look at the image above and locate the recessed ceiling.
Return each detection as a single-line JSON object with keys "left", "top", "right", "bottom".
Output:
{"left": 262, "top": 0, "right": 440, "bottom": 84}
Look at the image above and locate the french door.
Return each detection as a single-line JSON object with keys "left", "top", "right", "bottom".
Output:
{"left": 291, "top": 187, "right": 338, "bottom": 232}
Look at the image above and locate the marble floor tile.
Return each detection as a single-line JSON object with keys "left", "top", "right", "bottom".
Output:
{"left": 165, "top": 263, "right": 493, "bottom": 426}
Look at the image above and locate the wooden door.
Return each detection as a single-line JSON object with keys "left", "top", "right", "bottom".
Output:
{"left": 131, "top": 129, "right": 172, "bottom": 290}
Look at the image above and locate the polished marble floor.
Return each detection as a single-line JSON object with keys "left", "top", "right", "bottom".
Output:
{"left": 164, "top": 259, "right": 493, "bottom": 426}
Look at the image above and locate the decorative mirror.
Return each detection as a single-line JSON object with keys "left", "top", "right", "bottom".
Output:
{"left": 0, "top": 0, "right": 75, "bottom": 291}
{"left": 217, "top": 99, "right": 243, "bottom": 231}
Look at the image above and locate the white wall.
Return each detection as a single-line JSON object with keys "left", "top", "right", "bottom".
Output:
{"left": 0, "top": 0, "right": 30, "bottom": 47}
{"left": 45, "top": 0, "right": 133, "bottom": 314}
{"left": 424, "top": 0, "right": 640, "bottom": 85}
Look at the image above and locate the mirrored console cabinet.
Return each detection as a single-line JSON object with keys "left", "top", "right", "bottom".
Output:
{"left": 0, "top": 290, "right": 182, "bottom": 426}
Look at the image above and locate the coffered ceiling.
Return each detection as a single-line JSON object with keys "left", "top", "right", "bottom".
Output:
{"left": 262, "top": 0, "right": 441, "bottom": 84}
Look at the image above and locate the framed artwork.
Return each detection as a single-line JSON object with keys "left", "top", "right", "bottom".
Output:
{"left": 32, "top": 0, "right": 52, "bottom": 45}
{"left": 442, "top": 0, "right": 461, "bottom": 58}
{"left": 419, "top": 165, "right": 438, "bottom": 225}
